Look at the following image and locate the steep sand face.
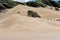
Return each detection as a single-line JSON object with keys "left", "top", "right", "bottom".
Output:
{"left": 2, "top": 5, "right": 60, "bottom": 19}
{"left": 0, "top": 5, "right": 60, "bottom": 32}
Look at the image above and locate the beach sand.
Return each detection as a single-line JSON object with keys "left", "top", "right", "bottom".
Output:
{"left": 0, "top": 5, "right": 60, "bottom": 40}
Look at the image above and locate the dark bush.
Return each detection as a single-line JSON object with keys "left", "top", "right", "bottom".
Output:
{"left": 0, "top": 0, "right": 18, "bottom": 9}
{"left": 26, "top": 1, "right": 40, "bottom": 7}
{"left": 17, "top": 11, "right": 20, "bottom": 13}
{"left": 56, "top": 19, "right": 60, "bottom": 21}
{"left": 27, "top": 10, "right": 41, "bottom": 18}
{"left": 26, "top": 1, "right": 47, "bottom": 7}
{"left": 2, "top": 3, "right": 12, "bottom": 8}
{"left": 0, "top": 3, "right": 6, "bottom": 10}
{"left": 50, "top": 1, "right": 59, "bottom": 7}
{"left": 36, "top": 0, "right": 47, "bottom": 7}
{"left": 5, "top": 1, "right": 17, "bottom": 8}
{"left": 41, "top": 0, "right": 60, "bottom": 8}
{"left": 55, "top": 7, "right": 59, "bottom": 11}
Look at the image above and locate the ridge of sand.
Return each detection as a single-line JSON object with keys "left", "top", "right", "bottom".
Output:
{"left": 1, "top": 5, "right": 60, "bottom": 19}
{"left": 0, "top": 13, "right": 60, "bottom": 32}
{"left": 0, "top": 5, "right": 60, "bottom": 32}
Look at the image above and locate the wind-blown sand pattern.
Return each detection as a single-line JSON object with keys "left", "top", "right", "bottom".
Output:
{"left": 0, "top": 5, "right": 60, "bottom": 40}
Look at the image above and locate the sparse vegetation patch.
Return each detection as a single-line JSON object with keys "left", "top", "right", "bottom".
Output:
{"left": 27, "top": 10, "right": 41, "bottom": 18}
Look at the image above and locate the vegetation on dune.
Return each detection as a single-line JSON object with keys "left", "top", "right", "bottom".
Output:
{"left": 26, "top": 0, "right": 47, "bottom": 7}
{"left": 42, "top": 0, "right": 60, "bottom": 8}
{"left": 0, "top": 0, "right": 60, "bottom": 11}
{"left": 27, "top": 10, "right": 41, "bottom": 18}
{"left": 0, "top": 0, "right": 25, "bottom": 10}
{"left": 0, "top": 3, "right": 6, "bottom": 10}
{"left": 26, "top": 0, "right": 60, "bottom": 8}
{"left": 0, "top": 0, "right": 26, "bottom": 10}
{"left": 26, "top": 1, "right": 40, "bottom": 7}
{"left": 55, "top": 7, "right": 59, "bottom": 10}
{"left": 36, "top": 0, "right": 47, "bottom": 7}
{"left": 0, "top": 0, "right": 18, "bottom": 8}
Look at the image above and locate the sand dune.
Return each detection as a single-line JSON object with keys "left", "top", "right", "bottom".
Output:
{"left": 0, "top": 5, "right": 60, "bottom": 32}
{"left": 0, "top": 5, "right": 60, "bottom": 40}
{"left": 1, "top": 5, "right": 60, "bottom": 18}
{"left": 0, "top": 14, "right": 58, "bottom": 32}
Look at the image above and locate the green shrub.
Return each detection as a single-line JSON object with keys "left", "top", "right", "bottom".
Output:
{"left": 26, "top": 1, "right": 47, "bottom": 7}
{"left": 55, "top": 7, "right": 59, "bottom": 11}
{"left": 0, "top": 0, "right": 18, "bottom": 8}
{"left": 26, "top": 1, "right": 39, "bottom": 7}
{"left": 5, "top": 0, "right": 17, "bottom": 8}
{"left": 36, "top": 0, "right": 47, "bottom": 7}
{"left": 27, "top": 10, "right": 41, "bottom": 18}
{"left": 0, "top": 3, "right": 6, "bottom": 10}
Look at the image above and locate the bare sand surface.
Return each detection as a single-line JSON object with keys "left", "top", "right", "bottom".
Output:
{"left": 0, "top": 32, "right": 60, "bottom": 40}
{"left": 0, "top": 5, "right": 60, "bottom": 40}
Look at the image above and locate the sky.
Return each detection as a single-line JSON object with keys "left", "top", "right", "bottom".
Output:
{"left": 13, "top": 0, "right": 60, "bottom": 2}
{"left": 13, "top": 0, "right": 36, "bottom": 2}
{"left": 53, "top": 0, "right": 60, "bottom": 1}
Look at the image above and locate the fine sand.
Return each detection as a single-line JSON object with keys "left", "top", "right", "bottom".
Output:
{"left": 0, "top": 5, "right": 60, "bottom": 40}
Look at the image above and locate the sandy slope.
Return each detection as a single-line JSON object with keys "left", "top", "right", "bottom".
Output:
{"left": 0, "top": 32, "right": 60, "bottom": 40}
{"left": 3, "top": 5, "right": 60, "bottom": 18}
{"left": 0, "top": 5, "right": 60, "bottom": 32}
{"left": 0, "top": 14, "right": 59, "bottom": 32}
{"left": 0, "top": 5, "right": 60, "bottom": 40}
